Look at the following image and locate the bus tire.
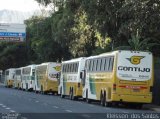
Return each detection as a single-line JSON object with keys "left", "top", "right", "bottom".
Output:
{"left": 34, "top": 86, "right": 37, "bottom": 93}
{"left": 44, "top": 91, "right": 47, "bottom": 95}
{"left": 136, "top": 104, "right": 143, "bottom": 109}
{"left": 71, "top": 88, "right": 77, "bottom": 101}
{"left": 105, "top": 101, "right": 112, "bottom": 107}
{"left": 104, "top": 92, "right": 112, "bottom": 107}
{"left": 69, "top": 88, "right": 73, "bottom": 100}
{"left": 41, "top": 85, "right": 44, "bottom": 94}
{"left": 101, "top": 91, "right": 106, "bottom": 106}
{"left": 60, "top": 87, "right": 65, "bottom": 98}
{"left": 86, "top": 90, "right": 91, "bottom": 103}
{"left": 26, "top": 84, "right": 28, "bottom": 91}
{"left": 61, "top": 94, "right": 65, "bottom": 98}
{"left": 18, "top": 84, "right": 19, "bottom": 89}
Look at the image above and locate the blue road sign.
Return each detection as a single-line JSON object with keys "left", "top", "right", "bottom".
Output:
{"left": 0, "top": 32, "right": 26, "bottom": 38}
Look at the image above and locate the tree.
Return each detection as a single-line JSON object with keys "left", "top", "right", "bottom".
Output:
{"left": 115, "top": 34, "right": 159, "bottom": 51}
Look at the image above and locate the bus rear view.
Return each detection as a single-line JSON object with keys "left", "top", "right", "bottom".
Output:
{"left": 114, "top": 51, "right": 153, "bottom": 107}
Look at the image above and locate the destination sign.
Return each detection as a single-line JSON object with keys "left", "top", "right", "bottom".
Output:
{"left": 0, "top": 32, "right": 26, "bottom": 37}
{"left": 0, "top": 23, "right": 26, "bottom": 42}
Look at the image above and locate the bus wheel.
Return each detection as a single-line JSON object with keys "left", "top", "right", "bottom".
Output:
{"left": 6, "top": 84, "right": 8, "bottom": 88}
{"left": 136, "top": 104, "right": 143, "bottom": 109}
{"left": 61, "top": 93, "right": 65, "bottom": 98}
{"left": 44, "top": 91, "right": 47, "bottom": 95}
{"left": 71, "top": 88, "right": 77, "bottom": 101}
{"left": 60, "top": 87, "right": 65, "bottom": 98}
{"left": 104, "top": 93, "right": 112, "bottom": 107}
{"left": 69, "top": 88, "right": 73, "bottom": 100}
{"left": 105, "top": 101, "right": 112, "bottom": 107}
{"left": 41, "top": 86, "right": 44, "bottom": 94}
{"left": 100, "top": 91, "right": 105, "bottom": 106}
{"left": 18, "top": 84, "right": 19, "bottom": 89}
{"left": 26, "top": 84, "right": 28, "bottom": 91}
{"left": 86, "top": 90, "right": 91, "bottom": 103}
{"left": 34, "top": 86, "right": 37, "bottom": 93}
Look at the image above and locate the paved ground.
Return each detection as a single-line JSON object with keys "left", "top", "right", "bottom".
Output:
{"left": 0, "top": 85, "right": 158, "bottom": 119}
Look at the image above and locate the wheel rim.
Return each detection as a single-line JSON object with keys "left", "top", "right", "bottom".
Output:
{"left": 69, "top": 90, "right": 72, "bottom": 100}
{"left": 86, "top": 92, "right": 90, "bottom": 103}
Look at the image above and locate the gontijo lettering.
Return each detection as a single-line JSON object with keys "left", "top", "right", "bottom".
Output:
{"left": 118, "top": 66, "right": 151, "bottom": 72}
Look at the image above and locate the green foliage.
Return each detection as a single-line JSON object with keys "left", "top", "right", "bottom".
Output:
{"left": 0, "top": 43, "right": 28, "bottom": 70}
{"left": 115, "top": 34, "right": 160, "bottom": 51}
{"left": 1, "top": 0, "right": 160, "bottom": 70}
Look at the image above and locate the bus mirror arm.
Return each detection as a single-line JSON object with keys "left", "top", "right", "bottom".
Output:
{"left": 80, "top": 70, "right": 86, "bottom": 79}
{"left": 80, "top": 71, "right": 83, "bottom": 79}
{"left": 56, "top": 72, "right": 61, "bottom": 79}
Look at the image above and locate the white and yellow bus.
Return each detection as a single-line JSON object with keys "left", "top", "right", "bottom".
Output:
{"left": 14, "top": 67, "right": 23, "bottom": 89}
{"left": 5, "top": 68, "right": 16, "bottom": 88}
{"left": 58, "top": 57, "right": 86, "bottom": 100}
{"left": 81, "top": 50, "right": 153, "bottom": 108}
{"left": 22, "top": 65, "right": 36, "bottom": 91}
{"left": 34, "top": 62, "right": 61, "bottom": 94}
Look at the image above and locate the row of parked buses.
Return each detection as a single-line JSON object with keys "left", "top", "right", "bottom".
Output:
{"left": 4, "top": 50, "right": 154, "bottom": 108}
{"left": 5, "top": 62, "right": 61, "bottom": 94}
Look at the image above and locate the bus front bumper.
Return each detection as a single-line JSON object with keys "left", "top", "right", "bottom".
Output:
{"left": 111, "top": 93, "right": 152, "bottom": 103}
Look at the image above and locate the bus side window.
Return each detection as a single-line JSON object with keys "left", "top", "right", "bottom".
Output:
{"left": 90, "top": 60, "right": 93, "bottom": 72}
{"left": 70, "top": 64, "right": 72, "bottom": 73}
{"left": 75, "top": 63, "right": 78, "bottom": 72}
{"left": 104, "top": 57, "right": 109, "bottom": 71}
{"left": 101, "top": 58, "right": 105, "bottom": 72}
{"left": 72, "top": 63, "right": 75, "bottom": 73}
{"left": 72, "top": 63, "right": 74, "bottom": 73}
{"left": 67, "top": 64, "right": 69, "bottom": 73}
{"left": 73, "top": 63, "right": 75, "bottom": 73}
{"left": 62, "top": 65, "right": 64, "bottom": 73}
{"left": 108, "top": 57, "right": 114, "bottom": 72}
{"left": 88, "top": 60, "right": 91, "bottom": 72}
{"left": 97, "top": 58, "right": 102, "bottom": 72}
{"left": 32, "top": 71, "right": 35, "bottom": 76}
{"left": 91, "top": 60, "right": 94, "bottom": 72}
{"left": 85, "top": 60, "right": 87, "bottom": 70}
{"left": 64, "top": 64, "right": 66, "bottom": 73}
{"left": 95, "top": 59, "right": 98, "bottom": 72}
{"left": 100, "top": 58, "right": 103, "bottom": 71}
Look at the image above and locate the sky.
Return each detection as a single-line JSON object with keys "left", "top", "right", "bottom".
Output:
{"left": 0, "top": 0, "right": 41, "bottom": 12}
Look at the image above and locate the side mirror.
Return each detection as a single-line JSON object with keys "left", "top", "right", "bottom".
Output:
{"left": 56, "top": 72, "right": 61, "bottom": 79}
{"left": 80, "top": 70, "right": 86, "bottom": 79}
{"left": 56, "top": 72, "right": 61, "bottom": 85}
{"left": 80, "top": 71, "right": 83, "bottom": 79}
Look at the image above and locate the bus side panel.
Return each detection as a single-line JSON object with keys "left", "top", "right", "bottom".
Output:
{"left": 86, "top": 73, "right": 113, "bottom": 100}
{"left": 61, "top": 74, "right": 82, "bottom": 97}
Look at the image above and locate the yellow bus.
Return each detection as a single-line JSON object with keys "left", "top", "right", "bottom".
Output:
{"left": 81, "top": 50, "right": 153, "bottom": 108}
{"left": 14, "top": 68, "right": 23, "bottom": 89}
{"left": 58, "top": 57, "right": 86, "bottom": 100}
{"left": 22, "top": 65, "right": 36, "bottom": 91}
{"left": 34, "top": 62, "right": 61, "bottom": 94}
{"left": 5, "top": 68, "right": 15, "bottom": 88}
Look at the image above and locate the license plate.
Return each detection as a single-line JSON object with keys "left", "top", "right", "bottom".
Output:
{"left": 133, "top": 89, "right": 140, "bottom": 92}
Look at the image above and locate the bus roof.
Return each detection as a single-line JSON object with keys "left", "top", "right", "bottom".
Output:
{"left": 5, "top": 68, "right": 16, "bottom": 71}
{"left": 23, "top": 64, "right": 36, "bottom": 69}
{"left": 40, "top": 62, "right": 60, "bottom": 65}
{"left": 62, "top": 57, "right": 86, "bottom": 64}
{"left": 86, "top": 51, "right": 117, "bottom": 60}
{"left": 86, "top": 50, "right": 152, "bottom": 60}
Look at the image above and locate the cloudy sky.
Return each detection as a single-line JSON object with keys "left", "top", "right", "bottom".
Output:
{"left": 0, "top": 0, "right": 40, "bottom": 12}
